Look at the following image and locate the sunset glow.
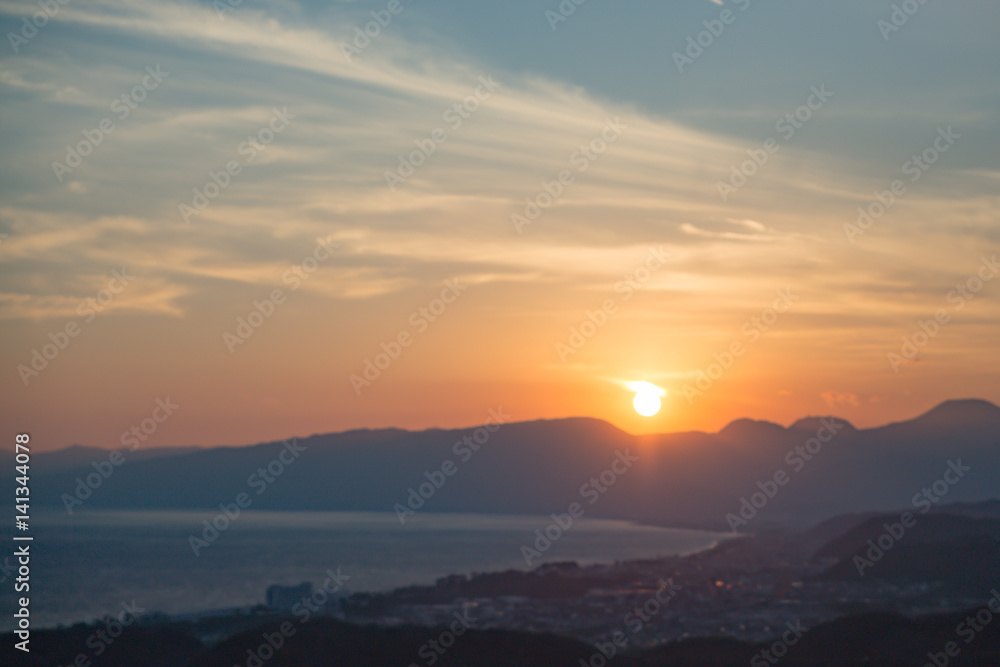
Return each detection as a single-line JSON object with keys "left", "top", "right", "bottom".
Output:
{"left": 1, "top": 1, "right": 998, "bottom": 451}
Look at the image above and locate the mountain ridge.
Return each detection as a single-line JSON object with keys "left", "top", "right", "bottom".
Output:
{"left": 38, "top": 398, "right": 1000, "bottom": 457}
{"left": 14, "top": 398, "right": 999, "bottom": 529}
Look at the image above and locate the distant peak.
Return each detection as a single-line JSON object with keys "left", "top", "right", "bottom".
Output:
{"left": 914, "top": 398, "right": 1000, "bottom": 425}
{"left": 718, "top": 418, "right": 786, "bottom": 440}
{"left": 789, "top": 416, "right": 856, "bottom": 433}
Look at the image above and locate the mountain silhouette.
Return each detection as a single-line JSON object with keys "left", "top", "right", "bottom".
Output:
{"left": 17, "top": 400, "right": 1000, "bottom": 529}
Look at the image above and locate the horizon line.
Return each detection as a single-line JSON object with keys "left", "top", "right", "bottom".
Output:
{"left": 45, "top": 397, "right": 999, "bottom": 454}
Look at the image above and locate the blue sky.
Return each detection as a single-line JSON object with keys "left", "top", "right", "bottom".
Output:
{"left": 1, "top": 0, "right": 998, "bottom": 448}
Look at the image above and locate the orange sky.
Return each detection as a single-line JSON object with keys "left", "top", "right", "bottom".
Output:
{"left": 2, "top": 0, "right": 998, "bottom": 451}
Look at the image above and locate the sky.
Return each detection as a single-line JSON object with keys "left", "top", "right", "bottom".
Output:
{"left": 1, "top": 0, "right": 998, "bottom": 451}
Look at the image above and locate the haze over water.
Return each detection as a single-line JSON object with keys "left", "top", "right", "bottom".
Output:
{"left": 1, "top": 510, "right": 727, "bottom": 631}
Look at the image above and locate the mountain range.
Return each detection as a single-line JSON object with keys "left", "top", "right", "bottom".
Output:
{"left": 17, "top": 398, "right": 1000, "bottom": 529}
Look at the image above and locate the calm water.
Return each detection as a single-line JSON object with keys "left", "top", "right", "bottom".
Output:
{"left": 3, "top": 510, "right": 728, "bottom": 630}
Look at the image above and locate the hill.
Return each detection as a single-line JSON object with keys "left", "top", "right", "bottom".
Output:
{"left": 12, "top": 400, "right": 1000, "bottom": 529}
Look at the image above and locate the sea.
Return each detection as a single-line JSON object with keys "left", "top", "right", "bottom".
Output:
{"left": 2, "top": 510, "right": 729, "bottom": 631}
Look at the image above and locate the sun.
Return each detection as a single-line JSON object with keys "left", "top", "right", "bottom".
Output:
{"left": 625, "top": 381, "right": 665, "bottom": 417}
{"left": 633, "top": 390, "right": 661, "bottom": 417}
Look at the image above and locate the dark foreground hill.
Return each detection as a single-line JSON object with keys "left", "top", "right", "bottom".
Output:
{"left": 14, "top": 398, "right": 1000, "bottom": 528}
{"left": 810, "top": 511, "right": 1000, "bottom": 596}
{"left": 4, "top": 607, "right": 1000, "bottom": 666}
